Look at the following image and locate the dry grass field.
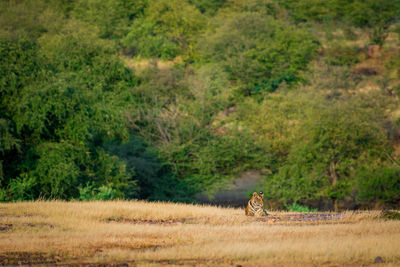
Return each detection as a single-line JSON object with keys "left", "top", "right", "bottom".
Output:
{"left": 0, "top": 201, "right": 399, "bottom": 266}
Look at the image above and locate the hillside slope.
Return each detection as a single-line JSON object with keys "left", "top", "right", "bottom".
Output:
{"left": 0, "top": 0, "right": 399, "bottom": 209}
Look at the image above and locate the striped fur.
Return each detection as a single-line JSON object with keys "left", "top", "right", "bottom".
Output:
{"left": 245, "top": 191, "right": 267, "bottom": 216}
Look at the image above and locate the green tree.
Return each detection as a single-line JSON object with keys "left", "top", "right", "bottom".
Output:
{"left": 348, "top": 0, "right": 400, "bottom": 46}
{"left": 266, "top": 102, "right": 388, "bottom": 210}
{"left": 199, "top": 12, "right": 319, "bottom": 95}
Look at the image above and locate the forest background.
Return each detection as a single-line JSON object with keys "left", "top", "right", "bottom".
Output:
{"left": 1, "top": 0, "right": 400, "bottom": 210}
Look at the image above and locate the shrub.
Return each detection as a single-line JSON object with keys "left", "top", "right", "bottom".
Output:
{"left": 278, "top": 0, "right": 400, "bottom": 46}
{"left": 122, "top": 19, "right": 180, "bottom": 59}
{"left": 355, "top": 163, "right": 400, "bottom": 205}
{"left": 7, "top": 176, "right": 36, "bottom": 201}
{"left": 26, "top": 142, "right": 80, "bottom": 199}
{"left": 0, "top": 188, "right": 7, "bottom": 202}
{"left": 122, "top": 0, "right": 205, "bottom": 59}
{"left": 324, "top": 43, "right": 360, "bottom": 66}
{"left": 72, "top": 0, "right": 148, "bottom": 39}
{"left": 380, "top": 210, "right": 400, "bottom": 220}
{"left": 188, "top": 0, "right": 226, "bottom": 15}
{"left": 285, "top": 202, "right": 317, "bottom": 212}
{"left": 78, "top": 184, "right": 117, "bottom": 201}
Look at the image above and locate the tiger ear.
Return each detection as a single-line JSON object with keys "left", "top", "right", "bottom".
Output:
{"left": 252, "top": 192, "right": 258, "bottom": 197}
{"left": 259, "top": 191, "right": 264, "bottom": 197}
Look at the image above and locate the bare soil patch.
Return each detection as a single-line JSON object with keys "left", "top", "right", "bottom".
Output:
{"left": 105, "top": 217, "right": 191, "bottom": 225}
{"left": 274, "top": 212, "right": 342, "bottom": 222}
{"left": 0, "top": 252, "right": 61, "bottom": 265}
{"left": 0, "top": 223, "right": 12, "bottom": 232}
{"left": 252, "top": 213, "right": 343, "bottom": 224}
{"left": 150, "top": 258, "right": 225, "bottom": 266}
{"left": 60, "top": 260, "right": 134, "bottom": 267}
{"left": 24, "top": 222, "right": 55, "bottom": 228}
{"left": 0, "top": 222, "right": 54, "bottom": 232}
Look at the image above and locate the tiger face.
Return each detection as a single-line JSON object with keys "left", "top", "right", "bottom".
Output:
{"left": 245, "top": 191, "right": 267, "bottom": 216}
{"left": 252, "top": 191, "right": 264, "bottom": 207}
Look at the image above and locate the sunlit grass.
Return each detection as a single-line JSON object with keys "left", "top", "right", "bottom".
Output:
{"left": 0, "top": 201, "right": 399, "bottom": 266}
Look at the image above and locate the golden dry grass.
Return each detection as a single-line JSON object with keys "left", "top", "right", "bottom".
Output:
{"left": 0, "top": 201, "right": 399, "bottom": 266}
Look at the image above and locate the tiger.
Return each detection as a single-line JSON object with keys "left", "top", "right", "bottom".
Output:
{"left": 245, "top": 191, "right": 268, "bottom": 216}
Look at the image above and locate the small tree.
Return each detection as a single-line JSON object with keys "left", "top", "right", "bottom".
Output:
{"left": 265, "top": 103, "right": 388, "bottom": 210}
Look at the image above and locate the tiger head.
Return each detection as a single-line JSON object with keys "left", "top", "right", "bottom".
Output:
{"left": 251, "top": 191, "right": 264, "bottom": 207}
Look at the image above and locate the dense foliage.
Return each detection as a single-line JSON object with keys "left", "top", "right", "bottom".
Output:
{"left": 1, "top": 0, "right": 399, "bottom": 209}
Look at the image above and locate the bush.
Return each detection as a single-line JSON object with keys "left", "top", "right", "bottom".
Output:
{"left": 285, "top": 202, "right": 317, "bottom": 212}
{"left": 380, "top": 210, "right": 400, "bottom": 220}
{"left": 278, "top": 0, "right": 400, "bottom": 46}
{"left": 7, "top": 176, "right": 36, "bottom": 201}
{"left": 355, "top": 163, "right": 400, "bottom": 205}
{"left": 122, "top": 0, "right": 205, "bottom": 59}
{"left": 26, "top": 142, "right": 81, "bottom": 199}
{"left": 278, "top": 0, "right": 337, "bottom": 23}
{"left": 72, "top": 0, "right": 148, "bottom": 39}
{"left": 78, "top": 184, "right": 117, "bottom": 201}
{"left": 122, "top": 19, "right": 180, "bottom": 59}
{"left": 0, "top": 188, "right": 7, "bottom": 202}
{"left": 324, "top": 43, "right": 360, "bottom": 66}
{"left": 188, "top": 0, "right": 226, "bottom": 15}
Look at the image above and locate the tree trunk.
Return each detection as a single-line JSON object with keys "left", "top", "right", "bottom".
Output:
{"left": 329, "top": 161, "right": 338, "bottom": 187}
{"left": 330, "top": 161, "right": 339, "bottom": 212}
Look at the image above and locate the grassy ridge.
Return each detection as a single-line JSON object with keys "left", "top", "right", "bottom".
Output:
{"left": 0, "top": 201, "right": 400, "bottom": 266}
